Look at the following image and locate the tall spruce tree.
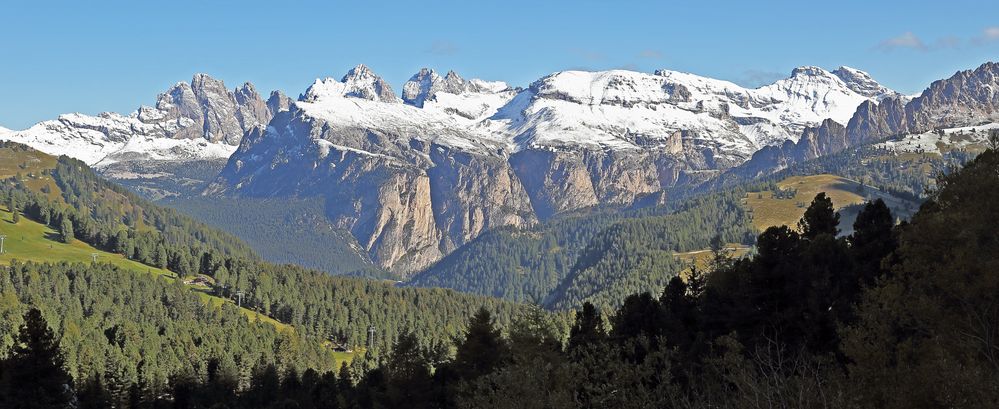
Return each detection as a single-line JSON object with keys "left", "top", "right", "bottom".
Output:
{"left": 0, "top": 308, "right": 75, "bottom": 409}
{"left": 567, "top": 302, "right": 606, "bottom": 352}
{"left": 450, "top": 308, "right": 508, "bottom": 381}
{"left": 798, "top": 192, "right": 839, "bottom": 239}
{"left": 59, "top": 218, "right": 74, "bottom": 244}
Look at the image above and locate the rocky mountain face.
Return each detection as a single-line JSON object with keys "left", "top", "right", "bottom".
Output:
{"left": 831, "top": 66, "right": 901, "bottom": 101}
{"left": 8, "top": 62, "right": 996, "bottom": 277}
{"left": 1, "top": 74, "right": 283, "bottom": 167}
{"left": 402, "top": 68, "right": 511, "bottom": 108}
{"left": 732, "top": 62, "right": 999, "bottom": 179}
{"left": 208, "top": 66, "right": 535, "bottom": 275}
{"left": 208, "top": 64, "right": 896, "bottom": 275}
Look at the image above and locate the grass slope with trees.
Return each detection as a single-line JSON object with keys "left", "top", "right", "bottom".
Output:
{"left": 7, "top": 135, "right": 998, "bottom": 408}
{"left": 0, "top": 142, "right": 551, "bottom": 408}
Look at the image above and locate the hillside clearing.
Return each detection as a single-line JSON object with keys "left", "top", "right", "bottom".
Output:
{"left": 0, "top": 205, "right": 354, "bottom": 365}
{"left": 744, "top": 174, "right": 918, "bottom": 233}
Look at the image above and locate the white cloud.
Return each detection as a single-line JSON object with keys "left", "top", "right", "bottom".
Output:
{"left": 973, "top": 26, "right": 999, "bottom": 44}
{"left": 875, "top": 32, "right": 928, "bottom": 52}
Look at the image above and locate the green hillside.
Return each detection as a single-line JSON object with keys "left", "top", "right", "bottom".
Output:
{"left": 0, "top": 143, "right": 543, "bottom": 371}
{"left": 744, "top": 174, "right": 919, "bottom": 234}
{"left": 0, "top": 142, "right": 356, "bottom": 366}
{"left": 0, "top": 205, "right": 173, "bottom": 277}
{"left": 1, "top": 188, "right": 363, "bottom": 366}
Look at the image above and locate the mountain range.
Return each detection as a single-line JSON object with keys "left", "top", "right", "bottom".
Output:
{"left": 2, "top": 61, "right": 996, "bottom": 277}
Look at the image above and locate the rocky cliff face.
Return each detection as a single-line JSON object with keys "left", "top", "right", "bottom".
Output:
{"left": 732, "top": 61, "right": 999, "bottom": 179}
{"left": 402, "top": 68, "right": 509, "bottom": 108}
{"left": 905, "top": 61, "right": 999, "bottom": 130}
{"left": 208, "top": 77, "right": 537, "bottom": 275}
{"left": 832, "top": 66, "right": 901, "bottom": 101}
{"left": 149, "top": 73, "right": 276, "bottom": 145}
{"left": 2, "top": 73, "right": 279, "bottom": 166}
{"left": 209, "top": 64, "right": 895, "bottom": 275}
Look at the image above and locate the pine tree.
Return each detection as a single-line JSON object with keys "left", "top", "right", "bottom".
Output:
{"left": 849, "top": 199, "right": 896, "bottom": 285}
{"left": 567, "top": 302, "right": 606, "bottom": 352}
{"left": 77, "top": 374, "right": 109, "bottom": 409}
{"left": 450, "top": 308, "right": 508, "bottom": 381}
{"left": 103, "top": 357, "right": 130, "bottom": 409}
{"left": 0, "top": 308, "right": 75, "bottom": 409}
{"left": 246, "top": 362, "right": 281, "bottom": 408}
{"left": 798, "top": 192, "right": 839, "bottom": 239}
{"left": 214, "top": 265, "right": 230, "bottom": 296}
{"left": 59, "top": 218, "right": 74, "bottom": 244}
{"left": 155, "top": 245, "right": 167, "bottom": 269}
{"left": 7, "top": 195, "right": 20, "bottom": 223}
{"left": 709, "top": 233, "right": 733, "bottom": 271}
{"left": 383, "top": 332, "right": 434, "bottom": 409}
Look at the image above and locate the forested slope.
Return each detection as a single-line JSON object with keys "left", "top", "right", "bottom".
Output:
{"left": 410, "top": 187, "right": 757, "bottom": 310}
{"left": 0, "top": 142, "right": 544, "bottom": 387}
{"left": 6, "top": 141, "right": 994, "bottom": 408}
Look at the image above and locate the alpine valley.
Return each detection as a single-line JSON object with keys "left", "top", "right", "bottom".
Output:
{"left": 2, "top": 61, "right": 997, "bottom": 289}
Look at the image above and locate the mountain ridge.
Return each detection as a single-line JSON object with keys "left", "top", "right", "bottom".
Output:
{"left": 728, "top": 61, "right": 999, "bottom": 180}
{"left": 205, "top": 63, "right": 899, "bottom": 275}
{"left": 12, "top": 62, "right": 993, "bottom": 277}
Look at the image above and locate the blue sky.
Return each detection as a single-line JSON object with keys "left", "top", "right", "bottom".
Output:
{"left": 1, "top": 0, "right": 997, "bottom": 129}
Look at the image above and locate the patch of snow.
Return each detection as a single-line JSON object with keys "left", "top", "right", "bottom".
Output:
{"left": 0, "top": 113, "right": 237, "bottom": 166}
{"left": 874, "top": 123, "right": 995, "bottom": 154}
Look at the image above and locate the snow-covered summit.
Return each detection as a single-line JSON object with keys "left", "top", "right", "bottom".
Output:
{"left": 831, "top": 66, "right": 901, "bottom": 101}
{"left": 479, "top": 65, "right": 896, "bottom": 157}
{"left": 292, "top": 66, "right": 509, "bottom": 156}
{"left": 302, "top": 64, "right": 400, "bottom": 103}
{"left": 398, "top": 68, "right": 517, "bottom": 122}
{"left": 402, "top": 68, "right": 509, "bottom": 107}
{"left": 281, "top": 64, "right": 899, "bottom": 163}
{"left": 0, "top": 73, "right": 278, "bottom": 166}
{"left": 2, "top": 64, "right": 899, "bottom": 174}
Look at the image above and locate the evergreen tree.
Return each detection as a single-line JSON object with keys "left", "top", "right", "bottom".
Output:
{"left": 76, "top": 374, "right": 109, "bottom": 409}
{"left": 9, "top": 196, "right": 20, "bottom": 223}
{"left": 382, "top": 332, "right": 434, "bottom": 409}
{"left": 708, "top": 233, "right": 733, "bottom": 272}
{"left": 450, "top": 308, "right": 508, "bottom": 381}
{"left": 798, "top": 192, "right": 839, "bottom": 239}
{"left": 844, "top": 149, "right": 999, "bottom": 407}
{"left": 59, "top": 218, "right": 74, "bottom": 244}
{"left": 610, "top": 292, "right": 665, "bottom": 343}
{"left": 567, "top": 302, "right": 606, "bottom": 352}
{"left": 245, "top": 362, "right": 280, "bottom": 408}
{"left": 214, "top": 265, "right": 230, "bottom": 296}
{"left": 849, "top": 199, "right": 896, "bottom": 285}
{"left": 155, "top": 245, "right": 168, "bottom": 270}
{"left": 0, "top": 308, "right": 75, "bottom": 409}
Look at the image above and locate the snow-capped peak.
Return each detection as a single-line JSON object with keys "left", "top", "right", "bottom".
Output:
{"left": 790, "top": 65, "right": 835, "bottom": 78}
{"left": 831, "top": 66, "right": 900, "bottom": 101}
{"left": 770, "top": 66, "right": 851, "bottom": 95}
{"left": 401, "top": 68, "right": 442, "bottom": 107}
{"left": 496, "top": 65, "right": 899, "bottom": 155}
{"left": 301, "top": 64, "right": 400, "bottom": 103}
{"left": 402, "top": 68, "right": 510, "bottom": 107}
{"left": 1, "top": 73, "right": 278, "bottom": 166}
